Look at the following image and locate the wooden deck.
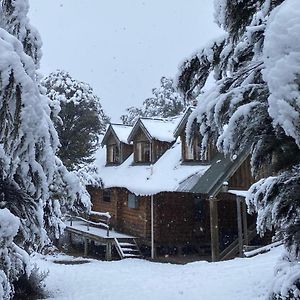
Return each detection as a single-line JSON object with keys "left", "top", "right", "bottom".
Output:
{"left": 65, "top": 220, "right": 140, "bottom": 260}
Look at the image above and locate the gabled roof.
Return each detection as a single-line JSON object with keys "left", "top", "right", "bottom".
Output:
{"left": 95, "top": 113, "right": 251, "bottom": 198}
{"left": 173, "top": 106, "right": 195, "bottom": 138}
{"left": 93, "top": 138, "right": 250, "bottom": 197}
{"left": 128, "top": 117, "right": 181, "bottom": 143}
{"left": 94, "top": 139, "right": 209, "bottom": 196}
{"left": 101, "top": 124, "right": 132, "bottom": 147}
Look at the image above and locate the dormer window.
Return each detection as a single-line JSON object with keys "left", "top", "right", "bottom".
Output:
{"left": 102, "top": 124, "right": 133, "bottom": 165}
{"left": 107, "top": 144, "right": 120, "bottom": 164}
{"left": 183, "top": 136, "right": 216, "bottom": 163}
{"left": 135, "top": 141, "right": 151, "bottom": 163}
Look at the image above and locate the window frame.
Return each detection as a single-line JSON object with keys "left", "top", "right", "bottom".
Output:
{"left": 134, "top": 141, "right": 151, "bottom": 163}
{"left": 128, "top": 193, "right": 139, "bottom": 209}
{"left": 107, "top": 144, "right": 120, "bottom": 164}
{"left": 103, "top": 189, "right": 112, "bottom": 203}
{"left": 183, "top": 134, "right": 210, "bottom": 163}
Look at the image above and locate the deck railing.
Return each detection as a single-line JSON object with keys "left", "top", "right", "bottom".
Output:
{"left": 67, "top": 210, "right": 111, "bottom": 237}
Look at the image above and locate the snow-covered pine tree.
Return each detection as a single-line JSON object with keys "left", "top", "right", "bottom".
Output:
{"left": 42, "top": 70, "right": 110, "bottom": 171}
{"left": 0, "top": 0, "right": 90, "bottom": 297}
{"left": 1, "top": 0, "right": 42, "bottom": 67}
{"left": 177, "top": 0, "right": 300, "bottom": 298}
{"left": 121, "top": 77, "right": 185, "bottom": 125}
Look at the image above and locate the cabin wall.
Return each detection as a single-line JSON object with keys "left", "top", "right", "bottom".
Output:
{"left": 107, "top": 135, "right": 116, "bottom": 145}
{"left": 88, "top": 187, "right": 149, "bottom": 238}
{"left": 87, "top": 187, "right": 118, "bottom": 226}
{"left": 88, "top": 188, "right": 212, "bottom": 248}
{"left": 153, "top": 193, "right": 210, "bottom": 247}
{"left": 115, "top": 189, "right": 149, "bottom": 238}
{"left": 134, "top": 128, "right": 149, "bottom": 142}
{"left": 228, "top": 157, "right": 254, "bottom": 189}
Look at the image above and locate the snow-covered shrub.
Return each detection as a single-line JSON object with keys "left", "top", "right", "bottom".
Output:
{"left": 0, "top": 208, "right": 30, "bottom": 300}
{"left": 13, "top": 265, "right": 48, "bottom": 300}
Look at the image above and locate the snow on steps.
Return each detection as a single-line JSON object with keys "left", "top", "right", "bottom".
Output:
{"left": 114, "top": 238, "right": 142, "bottom": 259}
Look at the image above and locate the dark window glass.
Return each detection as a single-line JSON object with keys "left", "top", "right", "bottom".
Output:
{"left": 135, "top": 141, "right": 150, "bottom": 162}
{"left": 103, "top": 190, "right": 111, "bottom": 202}
{"left": 107, "top": 145, "right": 119, "bottom": 163}
{"left": 194, "top": 197, "right": 204, "bottom": 221}
{"left": 128, "top": 193, "right": 138, "bottom": 208}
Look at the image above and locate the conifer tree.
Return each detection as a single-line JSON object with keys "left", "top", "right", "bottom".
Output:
{"left": 177, "top": 0, "right": 300, "bottom": 298}
{"left": 121, "top": 77, "right": 185, "bottom": 125}
{"left": 43, "top": 70, "right": 110, "bottom": 170}
{"left": 0, "top": 0, "right": 90, "bottom": 297}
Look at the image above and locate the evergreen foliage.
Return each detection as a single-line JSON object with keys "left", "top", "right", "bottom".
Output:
{"left": 177, "top": 0, "right": 300, "bottom": 297}
{"left": 0, "top": 0, "right": 90, "bottom": 297}
{"left": 43, "top": 70, "right": 110, "bottom": 171}
{"left": 121, "top": 77, "right": 185, "bottom": 125}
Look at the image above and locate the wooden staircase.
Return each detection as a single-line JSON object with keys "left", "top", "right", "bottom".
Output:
{"left": 114, "top": 238, "right": 142, "bottom": 259}
{"left": 219, "top": 224, "right": 257, "bottom": 261}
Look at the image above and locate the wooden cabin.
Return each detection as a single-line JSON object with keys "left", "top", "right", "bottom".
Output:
{"left": 87, "top": 111, "right": 268, "bottom": 261}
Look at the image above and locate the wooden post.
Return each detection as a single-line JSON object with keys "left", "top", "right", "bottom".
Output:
{"left": 209, "top": 197, "right": 219, "bottom": 262}
{"left": 151, "top": 195, "right": 155, "bottom": 259}
{"left": 236, "top": 197, "right": 243, "bottom": 257}
{"left": 242, "top": 200, "right": 249, "bottom": 246}
{"left": 106, "top": 242, "right": 112, "bottom": 261}
{"left": 84, "top": 238, "right": 88, "bottom": 257}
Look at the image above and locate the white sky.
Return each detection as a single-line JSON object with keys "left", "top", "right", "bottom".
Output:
{"left": 29, "top": 0, "right": 223, "bottom": 122}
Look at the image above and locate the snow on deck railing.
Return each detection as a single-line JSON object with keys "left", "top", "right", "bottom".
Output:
{"left": 90, "top": 210, "right": 111, "bottom": 219}
{"left": 66, "top": 210, "right": 111, "bottom": 237}
{"left": 244, "top": 241, "right": 283, "bottom": 258}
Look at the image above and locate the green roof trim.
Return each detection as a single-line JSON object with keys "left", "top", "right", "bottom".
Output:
{"left": 190, "top": 148, "right": 250, "bottom": 197}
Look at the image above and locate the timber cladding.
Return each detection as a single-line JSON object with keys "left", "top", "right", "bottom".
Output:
{"left": 228, "top": 156, "right": 255, "bottom": 189}
{"left": 87, "top": 186, "right": 256, "bottom": 253}
{"left": 88, "top": 186, "right": 213, "bottom": 247}
{"left": 88, "top": 186, "right": 149, "bottom": 237}
{"left": 154, "top": 192, "right": 207, "bottom": 245}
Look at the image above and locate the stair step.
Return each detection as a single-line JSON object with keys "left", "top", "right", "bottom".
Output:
{"left": 123, "top": 253, "right": 141, "bottom": 258}
{"left": 119, "top": 242, "right": 135, "bottom": 247}
{"left": 121, "top": 248, "right": 139, "bottom": 252}
{"left": 114, "top": 238, "right": 142, "bottom": 259}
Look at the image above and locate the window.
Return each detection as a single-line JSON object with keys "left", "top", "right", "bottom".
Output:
{"left": 107, "top": 144, "right": 119, "bottom": 164}
{"left": 183, "top": 134, "right": 209, "bottom": 162}
{"left": 135, "top": 141, "right": 150, "bottom": 163}
{"left": 103, "top": 190, "right": 111, "bottom": 202}
{"left": 194, "top": 196, "right": 204, "bottom": 221}
{"left": 128, "top": 193, "right": 138, "bottom": 209}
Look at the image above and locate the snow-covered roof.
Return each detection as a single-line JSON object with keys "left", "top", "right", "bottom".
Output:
{"left": 101, "top": 123, "right": 132, "bottom": 146}
{"left": 111, "top": 124, "right": 132, "bottom": 144}
{"left": 128, "top": 117, "right": 181, "bottom": 143}
{"left": 94, "top": 139, "right": 210, "bottom": 196}
{"left": 174, "top": 106, "right": 195, "bottom": 137}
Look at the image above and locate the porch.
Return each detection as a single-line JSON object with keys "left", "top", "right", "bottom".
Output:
{"left": 64, "top": 213, "right": 142, "bottom": 260}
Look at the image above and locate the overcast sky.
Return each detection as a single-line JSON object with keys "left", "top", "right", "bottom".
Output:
{"left": 29, "top": 0, "right": 223, "bottom": 121}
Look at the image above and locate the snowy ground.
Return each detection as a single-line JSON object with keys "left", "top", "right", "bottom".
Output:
{"left": 34, "top": 247, "right": 283, "bottom": 300}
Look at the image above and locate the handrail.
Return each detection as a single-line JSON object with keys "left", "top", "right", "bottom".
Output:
{"left": 219, "top": 224, "right": 257, "bottom": 261}
{"left": 66, "top": 212, "right": 111, "bottom": 237}
{"left": 114, "top": 238, "right": 125, "bottom": 258}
